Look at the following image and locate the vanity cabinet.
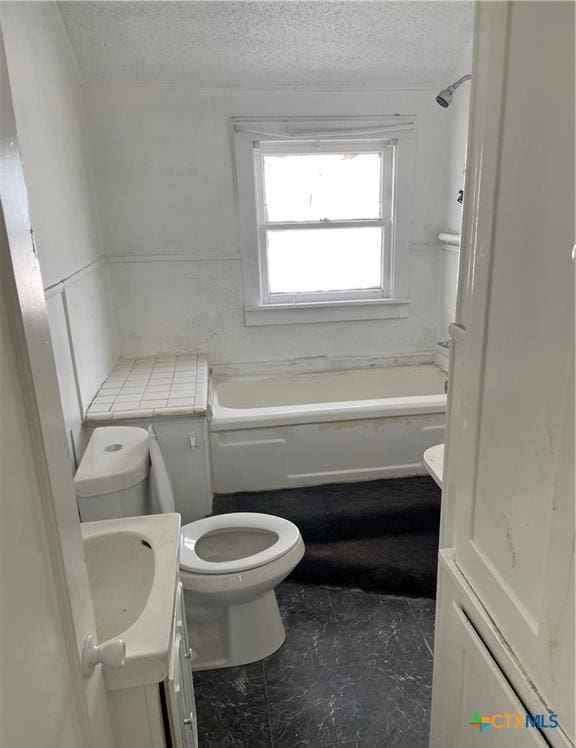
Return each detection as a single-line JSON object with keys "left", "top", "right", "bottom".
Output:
{"left": 165, "top": 582, "right": 198, "bottom": 747}
{"left": 107, "top": 583, "right": 198, "bottom": 748}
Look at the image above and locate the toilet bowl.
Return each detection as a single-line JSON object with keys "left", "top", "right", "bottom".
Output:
{"left": 147, "top": 426, "right": 305, "bottom": 670}
{"left": 178, "top": 513, "right": 304, "bottom": 669}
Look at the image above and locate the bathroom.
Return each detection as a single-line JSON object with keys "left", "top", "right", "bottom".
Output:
{"left": 0, "top": 2, "right": 573, "bottom": 748}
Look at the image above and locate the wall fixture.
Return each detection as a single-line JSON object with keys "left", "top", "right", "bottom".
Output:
{"left": 435, "top": 74, "right": 471, "bottom": 108}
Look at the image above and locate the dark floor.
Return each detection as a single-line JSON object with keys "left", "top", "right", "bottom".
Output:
{"left": 194, "top": 581, "right": 436, "bottom": 748}
{"left": 213, "top": 477, "right": 441, "bottom": 598}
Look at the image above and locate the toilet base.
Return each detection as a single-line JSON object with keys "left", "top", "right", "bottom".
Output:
{"left": 185, "top": 589, "right": 286, "bottom": 671}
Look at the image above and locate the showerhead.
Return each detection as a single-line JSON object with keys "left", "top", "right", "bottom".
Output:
{"left": 435, "top": 89, "right": 453, "bottom": 108}
{"left": 435, "top": 74, "right": 471, "bottom": 108}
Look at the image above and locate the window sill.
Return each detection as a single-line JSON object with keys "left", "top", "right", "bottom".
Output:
{"left": 244, "top": 298, "right": 410, "bottom": 326}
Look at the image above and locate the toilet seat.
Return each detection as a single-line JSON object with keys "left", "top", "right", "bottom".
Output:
{"left": 180, "top": 512, "right": 301, "bottom": 575}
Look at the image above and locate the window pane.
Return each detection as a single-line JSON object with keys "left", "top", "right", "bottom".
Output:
{"left": 267, "top": 227, "right": 382, "bottom": 294}
{"left": 263, "top": 153, "right": 381, "bottom": 222}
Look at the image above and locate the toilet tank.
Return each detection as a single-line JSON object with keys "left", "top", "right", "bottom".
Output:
{"left": 74, "top": 426, "right": 150, "bottom": 522}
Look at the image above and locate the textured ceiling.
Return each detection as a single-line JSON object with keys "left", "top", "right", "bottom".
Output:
{"left": 58, "top": 1, "right": 474, "bottom": 89}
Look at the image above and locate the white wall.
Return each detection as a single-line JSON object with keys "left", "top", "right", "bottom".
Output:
{"left": 85, "top": 84, "right": 452, "bottom": 366}
{"left": 0, "top": 2, "right": 101, "bottom": 287}
{"left": 0, "top": 2, "right": 118, "bottom": 462}
{"left": 437, "top": 42, "right": 472, "bottom": 344}
{"left": 443, "top": 42, "right": 473, "bottom": 236}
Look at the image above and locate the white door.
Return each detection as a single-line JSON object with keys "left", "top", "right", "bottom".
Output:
{"left": 439, "top": 0, "right": 574, "bottom": 742}
{"left": 0, "top": 28, "right": 114, "bottom": 748}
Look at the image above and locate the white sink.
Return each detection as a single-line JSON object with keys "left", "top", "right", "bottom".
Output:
{"left": 81, "top": 513, "right": 181, "bottom": 690}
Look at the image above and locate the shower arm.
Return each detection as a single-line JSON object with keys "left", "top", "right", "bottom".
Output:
{"left": 448, "top": 74, "right": 471, "bottom": 93}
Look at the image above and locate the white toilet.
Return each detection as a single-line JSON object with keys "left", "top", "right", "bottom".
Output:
{"left": 74, "top": 425, "right": 305, "bottom": 671}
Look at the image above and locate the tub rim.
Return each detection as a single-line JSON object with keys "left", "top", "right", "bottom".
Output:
{"left": 210, "top": 390, "right": 447, "bottom": 431}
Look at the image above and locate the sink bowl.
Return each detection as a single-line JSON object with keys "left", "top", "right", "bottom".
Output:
{"left": 81, "top": 513, "right": 181, "bottom": 690}
{"left": 84, "top": 531, "right": 155, "bottom": 642}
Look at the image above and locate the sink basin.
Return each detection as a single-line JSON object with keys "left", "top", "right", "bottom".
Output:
{"left": 81, "top": 513, "right": 181, "bottom": 690}
{"left": 84, "top": 531, "right": 155, "bottom": 642}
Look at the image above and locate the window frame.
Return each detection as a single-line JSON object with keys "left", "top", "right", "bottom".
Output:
{"left": 256, "top": 140, "right": 394, "bottom": 305}
{"left": 232, "top": 117, "right": 416, "bottom": 325}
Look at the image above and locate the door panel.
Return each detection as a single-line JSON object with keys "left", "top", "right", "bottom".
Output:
{"left": 433, "top": 593, "right": 548, "bottom": 748}
{"left": 0, "top": 24, "right": 114, "bottom": 748}
{"left": 447, "top": 0, "right": 575, "bottom": 739}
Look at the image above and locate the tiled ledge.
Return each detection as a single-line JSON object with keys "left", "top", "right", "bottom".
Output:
{"left": 85, "top": 354, "right": 208, "bottom": 422}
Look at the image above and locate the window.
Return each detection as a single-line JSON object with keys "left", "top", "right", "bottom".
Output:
{"left": 233, "top": 118, "right": 415, "bottom": 325}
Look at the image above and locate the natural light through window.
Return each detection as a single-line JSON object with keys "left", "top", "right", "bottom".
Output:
{"left": 263, "top": 153, "right": 381, "bottom": 222}
{"left": 260, "top": 150, "right": 386, "bottom": 298}
{"left": 267, "top": 227, "right": 382, "bottom": 294}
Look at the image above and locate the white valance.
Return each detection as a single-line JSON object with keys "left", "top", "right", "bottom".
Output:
{"left": 232, "top": 116, "right": 415, "bottom": 141}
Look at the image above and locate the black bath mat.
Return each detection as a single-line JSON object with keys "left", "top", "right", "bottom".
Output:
{"left": 212, "top": 476, "right": 440, "bottom": 598}
{"left": 291, "top": 531, "right": 439, "bottom": 598}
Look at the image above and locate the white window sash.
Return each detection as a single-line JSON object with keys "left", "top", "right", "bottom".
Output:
{"left": 255, "top": 140, "right": 394, "bottom": 305}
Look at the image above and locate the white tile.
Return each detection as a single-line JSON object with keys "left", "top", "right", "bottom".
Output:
{"left": 87, "top": 404, "right": 111, "bottom": 413}
{"left": 120, "top": 386, "right": 146, "bottom": 395}
{"left": 170, "top": 386, "right": 196, "bottom": 395}
{"left": 112, "top": 408, "right": 153, "bottom": 419}
{"left": 85, "top": 411, "right": 111, "bottom": 422}
{"left": 92, "top": 396, "right": 116, "bottom": 405}
{"left": 195, "top": 389, "right": 208, "bottom": 411}
{"left": 114, "top": 396, "right": 142, "bottom": 405}
{"left": 99, "top": 386, "right": 121, "bottom": 395}
{"left": 167, "top": 397, "right": 195, "bottom": 406}
{"left": 140, "top": 398, "right": 167, "bottom": 408}
{"left": 154, "top": 405, "right": 193, "bottom": 416}
{"left": 111, "top": 402, "right": 142, "bottom": 411}
{"left": 145, "top": 385, "right": 170, "bottom": 395}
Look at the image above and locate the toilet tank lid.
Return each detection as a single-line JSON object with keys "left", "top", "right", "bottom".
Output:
{"left": 74, "top": 426, "right": 150, "bottom": 498}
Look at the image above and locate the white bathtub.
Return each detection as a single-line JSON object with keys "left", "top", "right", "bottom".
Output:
{"left": 210, "top": 364, "right": 447, "bottom": 493}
